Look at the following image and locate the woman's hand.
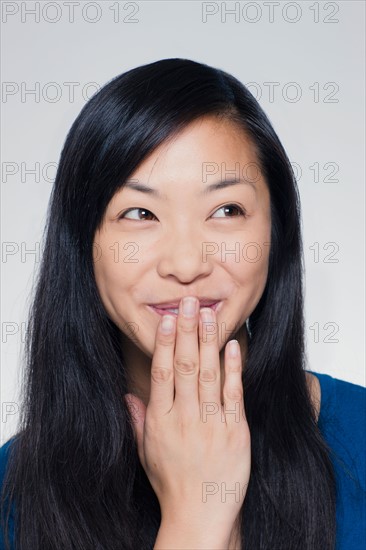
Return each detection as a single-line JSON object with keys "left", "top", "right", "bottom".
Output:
{"left": 124, "top": 296, "right": 251, "bottom": 540}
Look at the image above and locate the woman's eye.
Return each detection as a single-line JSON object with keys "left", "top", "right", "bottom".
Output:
{"left": 118, "top": 204, "right": 247, "bottom": 221}
{"left": 211, "top": 204, "right": 247, "bottom": 219}
{"left": 118, "top": 208, "right": 157, "bottom": 221}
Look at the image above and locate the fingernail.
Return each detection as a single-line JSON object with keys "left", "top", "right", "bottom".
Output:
{"left": 200, "top": 307, "right": 213, "bottom": 322}
{"left": 229, "top": 340, "right": 239, "bottom": 358}
{"left": 182, "top": 297, "right": 198, "bottom": 317}
{"left": 161, "top": 314, "right": 175, "bottom": 334}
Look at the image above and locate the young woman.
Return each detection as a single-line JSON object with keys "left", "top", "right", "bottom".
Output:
{"left": 1, "top": 58, "right": 364, "bottom": 550}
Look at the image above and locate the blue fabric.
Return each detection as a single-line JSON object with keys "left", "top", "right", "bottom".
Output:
{"left": 0, "top": 371, "right": 365, "bottom": 549}
{"left": 0, "top": 436, "right": 16, "bottom": 550}
{"left": 311, "top": 371, "right": 366, "bottom": 549}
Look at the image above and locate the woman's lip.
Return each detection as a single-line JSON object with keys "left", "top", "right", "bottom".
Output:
{"left": 148, "top": 301, "right": 221, "bottom": 316}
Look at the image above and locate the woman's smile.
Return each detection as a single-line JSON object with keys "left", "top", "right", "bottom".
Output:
{"left": 148, "top": 300, "right": 222, "bottom": 317}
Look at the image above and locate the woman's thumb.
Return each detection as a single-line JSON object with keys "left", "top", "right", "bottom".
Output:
{"left": 124, "top": 393, "right": 146, "bottom": 461}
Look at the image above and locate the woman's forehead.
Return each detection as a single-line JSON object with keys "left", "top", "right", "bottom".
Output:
{"left": 128, "top": 117, "right": 260, "bottom": 181}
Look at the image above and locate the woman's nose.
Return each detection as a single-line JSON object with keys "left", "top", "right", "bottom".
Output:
{"left": 156, "top": 232, "right": 214, "bottom": 282}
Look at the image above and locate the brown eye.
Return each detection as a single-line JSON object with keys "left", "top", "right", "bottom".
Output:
{"left": 211, "top": 204, "right": 247, "bottom": 219}
{"left": 118, "top": 208, "right": 157, "bottom": 221}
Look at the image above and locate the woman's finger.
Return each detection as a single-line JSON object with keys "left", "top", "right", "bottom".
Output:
{"left": 198, "top": 307, "right": 222, "bottom": 416}
{"left": 222, "top": 339, "right": 246, "bottom": 427}
{"left": 148, "top": 314, "right": 176, "bottom": 415}
{"left": 173, "top": 297, "right": 200, "bottom": 416}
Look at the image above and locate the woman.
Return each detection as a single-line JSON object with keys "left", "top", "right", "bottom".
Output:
{"left": 0, "top": 58, "right": 364, "bottom": 549}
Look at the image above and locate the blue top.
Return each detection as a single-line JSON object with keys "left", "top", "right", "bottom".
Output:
{"left": 1, "top": 371, "right": 365, "bottom": 549}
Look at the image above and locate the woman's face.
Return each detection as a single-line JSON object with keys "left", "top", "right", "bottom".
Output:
{"left": 93, "top": 116, "right": 271, "bottom": 358}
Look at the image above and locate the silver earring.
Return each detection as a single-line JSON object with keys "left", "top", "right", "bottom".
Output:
{"left": 245, "top": 317, "right": 252, "bottom": 338}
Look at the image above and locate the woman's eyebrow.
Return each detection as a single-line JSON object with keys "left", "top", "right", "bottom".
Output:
{"left": 123, "top": 178, "right": 257, "bottom": 199}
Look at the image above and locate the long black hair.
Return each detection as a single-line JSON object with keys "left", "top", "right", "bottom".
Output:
{"left": 1, "top": 58, "right": 336, "bottom": 549}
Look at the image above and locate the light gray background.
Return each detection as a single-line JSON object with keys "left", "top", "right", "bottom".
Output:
{"left": 1, "top": 1, "right": 365, "bottom": 444}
